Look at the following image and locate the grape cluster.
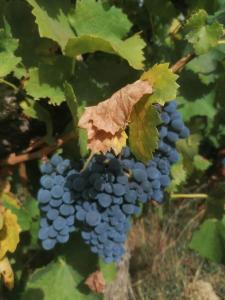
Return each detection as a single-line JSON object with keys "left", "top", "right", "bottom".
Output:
{"left": 37, "top": 100, "right": 189, "bottom": 262}
{"left": 37, "top": 155, "right": 80, "bottom": 250}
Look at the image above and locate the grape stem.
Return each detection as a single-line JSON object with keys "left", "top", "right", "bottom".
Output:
{"left": 80, "top": 152, "right": 95, "bottom": 172}
{"left": 171, "top": 193, "right": 208, "bottom": 199}
{"left": 0, "top": 79, "right": 18, "bottom": 91}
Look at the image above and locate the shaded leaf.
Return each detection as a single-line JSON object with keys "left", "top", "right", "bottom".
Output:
{"left": 0, "top": 21, "right": 21, "bottom": 77}
{"left": 26, "top": 0, "right": 75, "bottom": 49}
{"left": 79, "top": 80, "right": 152, "bottom": 154}
{"left": 64, "top": 82, "right": 78, "bottom": 128}
{"left": 141, "top": 64, "right": 179, "bottom": 105}
{"left": 129, "top": 99, "right": 160, "bottom": 162}
{"left": 20, "top": 99, "right": 53, "bottom": 143}
{"left": 179, "top": 91, "right": 217, "bottom": 122}
{"left": 24, "top": 57, "right": 72, "bottom": 105}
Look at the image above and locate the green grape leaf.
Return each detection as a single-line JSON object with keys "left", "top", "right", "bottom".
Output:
{"left": 98, "top": 259, "right": 116, "bottom": 284}
{"left": 24, "top": 57, "right": 72, "bottom": 105}
{"left": 64, "top": 82, "right": 78, "bottom": 128}
{"left": 20, "top": 99, "right": 53, "bottom": 143}
{"left": 168, "top": 157, "right": 187, "bottom": 193}
{"left": 4, "top": 0, "right": 56, "bottom": 67}
{"left": 77, "top": 106, "right": 89, "bottom": 158}
{"left": 65, "top": 33, "right": 146, "bottom": 70}
{"left": 141, "top": 64, "right": 179, "bottom": 105}
{"left": 185, "top": 9, "right": 223, "bottom": 55}
{"left": 22, "top": 258, "right": 101, "bottom": 300}
{"left": 69, "top": 0, "right": 132, "bottom": 39}
{"left": 65, "top": 0, "right": 146, "bottom": 69}
{"left": 179, "top": 91, "right": 217, "bottom": 122}
{"left": 22, "top": 236, "right": 102, "bottom": 300}
{"left": 0, "top": 22, "right": 21, "bottom": 77}
{"left": 190, "top": 219, "right": 224, "bottom": 263}
{"left": 176, "top": 134, "right": 201, "bottom": 175}
{"left": 129, "top": 99, "right": 161, "bottom": 163}
{"left": 193, "top": 154, "right": 212, "bottom": 171}
{"left": 25, "top": 0, "right": 75, "bottom": 49}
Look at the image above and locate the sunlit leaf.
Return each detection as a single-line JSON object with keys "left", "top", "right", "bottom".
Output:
{"left": 141, "top": 64, "right": 179, "bottom": 105}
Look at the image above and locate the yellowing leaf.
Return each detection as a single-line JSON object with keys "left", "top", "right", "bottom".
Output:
{"left": 0, "top": 209, "right": 21, "bottom": 260}
{"left": 78, "top": 80, "right": 152, "bottom": 154}
{"left": 129, "top": 98, "right": 161, "bottom": 162}
{"left": 0, "top": 211, "right": 4, "bottom": 230}
{"left": 141, "top": 63, "right": 179, "bottom": 105}
{"left": 0, "top": 256, "right": 14, "bottom": 290}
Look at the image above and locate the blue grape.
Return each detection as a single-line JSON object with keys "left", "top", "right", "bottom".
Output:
{"left": 47, "top": 208, "right": 59, "bottom": 221}
{"left": 40, "top": 175, "right": 53, "bottom": 189}
{"left": 132, "top": 169, "right": 147, "bottom": 183}
{"left": 164, "top": 101, "right": 177, "bottom": 113}
{"left": 57, "top": 234, "right": 70, "bottom": 244}
{"left": 51, "top": 185, "right": 64, "bottom": 198}
{"left": 59, "top": 204, "right": 75, "bottom": 216}
{"left": 97, "top": 193, "right": 112, "bottom": 208}
{"left": 40, "top": 162, "right": 53, "bottom": 174}
{"left": 180, "top": 126, "right": 190, "bottom": 138}
{"left": 161, "top": 112, "right": 170, "bottom": 124}
{"left": 51, "top": 154, "right": 63, "bottom": 166}
{"left": 167, "top": 131, "right": 179, "bottom": 143}
{"left": 86, "top": 211, "right": 101, "bottom": 226}
{"left": 53, "top": 216, "right": 67, "bottom": 231}
{"left": 37, "top": 189, "right": 51, "bottom": 204}
{"left": 42, "top": 238, "right": 56, "bottom": 250}
{"left": 113, "top": 184, "right": 126, "bottom": 196}
{"left": 171, "top": 119, "right": 183, "bottom": 131}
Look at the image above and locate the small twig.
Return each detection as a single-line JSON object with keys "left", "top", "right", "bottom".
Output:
{"left": 171, "top": 53, "right": 195, "bottom": 73}
{"left": 218, "top": 40, "right": 225, "bottom": 44}
{"left": 171, "top": 193, "right": 208, "bottom": 199}
{"left": 23, "top": 137, "right": 46, "bottom": 153}
{"left": 0, "top": 79, "right": 18, "bottom": 91}
{"left": 0, "top": 132, "right": 75, "bottom": 166}
{"left": 80, "top": 152, "right": 94, "bottom": 172}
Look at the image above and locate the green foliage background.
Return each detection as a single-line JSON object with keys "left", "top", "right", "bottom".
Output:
{"left": 0, "top": 0, "right": 225, "bottom": 299}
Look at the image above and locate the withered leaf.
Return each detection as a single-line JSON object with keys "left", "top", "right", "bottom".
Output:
{"left": 85, "top": 270, "right": 106, "bottom": 294}
{"left": 78, "top": 80, "right": 152, "bottom": 154}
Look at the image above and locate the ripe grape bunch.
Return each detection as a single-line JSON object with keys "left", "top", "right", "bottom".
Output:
{"left": 37, "top": 100, "right": 189, "bottom": 263}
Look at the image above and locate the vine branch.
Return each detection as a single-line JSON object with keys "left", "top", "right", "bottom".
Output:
{"left": 0, "top": 132, "right": 76, "bottom": 166}
{"left": 171, "top": 53, "right": 195, "bottom": 73}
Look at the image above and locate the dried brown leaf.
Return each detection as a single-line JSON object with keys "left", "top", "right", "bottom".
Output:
{"left": 85, "top": 270, "right": 106, "bottom": 294}
{"left": 78, "top": 80, "right": 152, "bottom": 154}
